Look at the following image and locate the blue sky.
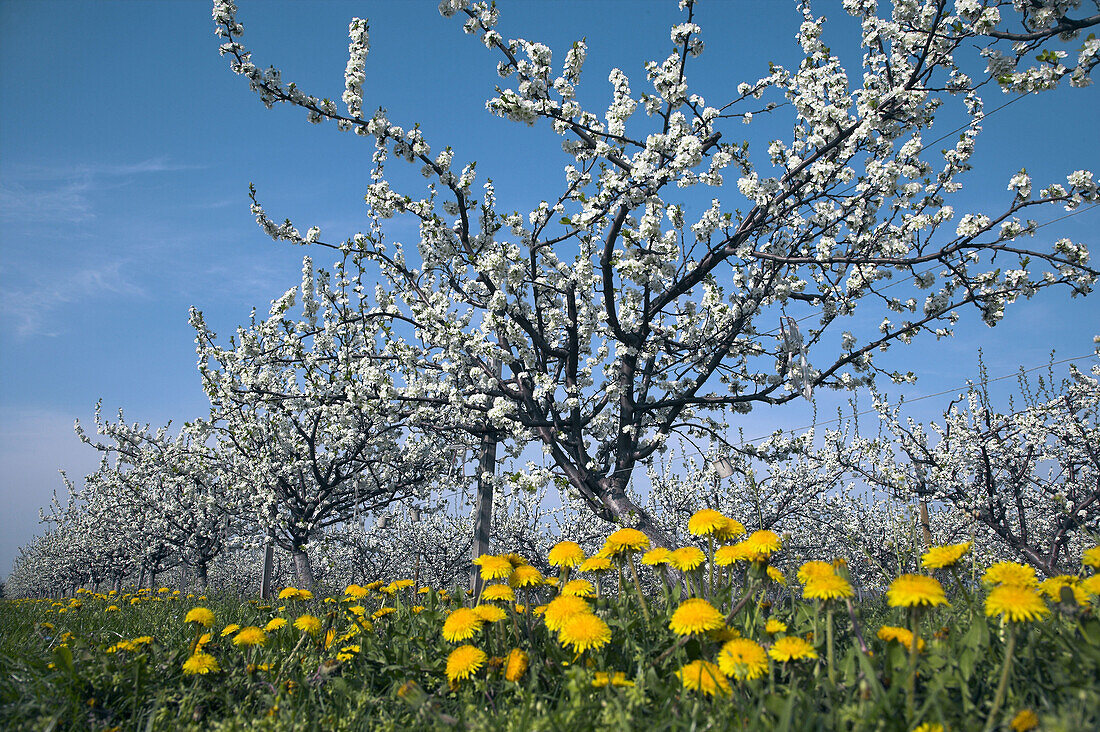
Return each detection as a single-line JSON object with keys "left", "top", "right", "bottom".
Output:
{"left": 1, "top": 0, "right": 1097, "bottom": 578}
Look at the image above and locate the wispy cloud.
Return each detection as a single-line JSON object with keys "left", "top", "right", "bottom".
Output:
{"left": 0, "top": 178, "right": 96, "bottom": 224}
{"left": 0, "top": 156, "right": 206, "bottom": 225}
{"left": 1, "top": 260, "right": 146, "bottom": 337}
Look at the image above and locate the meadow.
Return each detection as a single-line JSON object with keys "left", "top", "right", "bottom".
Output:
{"left": 2, "top": 516, "right": 1099, "bottom": 731}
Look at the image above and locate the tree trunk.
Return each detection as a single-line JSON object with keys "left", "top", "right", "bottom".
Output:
{"left": 470, "top": 359, "right": 501, "bottom": 595}
{"left": 260, "top": 539, "right": 275, "bottom": 598}
{"left": 196, "top": 559, "right": 209, "bottom": 591}
{"left": 603, "top": 483, "right": 677, "bottom": 549}
{"left": 137, "top": 565, "right": 146, "bottom": 591}
{"left": 260, "top": 503, "right": 277, "bottom": 598}
{"left": 291, "top": 547, "right": 315, "bottom": 589}
{"left": 471, "top": 428, "right": 498, "bottom": 595}
{"left": 149, "top": 570, "right": 157, "bottom": 591}
{"left": 918, "top": 499, "right": 933, "bottom": 550}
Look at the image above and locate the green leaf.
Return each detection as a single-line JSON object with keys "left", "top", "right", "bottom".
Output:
{"left": 53, "top": 644, "right": 74, "bottom": 674}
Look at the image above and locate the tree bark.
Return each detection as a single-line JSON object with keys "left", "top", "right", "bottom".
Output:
{"left": 471, "top": 359, "right": 500, "bottom": 595}
{"left": 291, "top": 547, "right": 315, "bottom": 589}
{"left": 918, "top": 499, "right": 933, "bottom": 550}
{"left": 260, "top": 539, "right": 275, "bottom": 598}
{"left": 602, "top": 483, "right": 677, "bottom": 549}
{"left": 472, "top": 427, "right": 498, "bottom": 595}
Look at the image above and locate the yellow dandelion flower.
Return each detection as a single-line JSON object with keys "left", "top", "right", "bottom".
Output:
{"left": 887, "top": 575, "right": 948, "bottom": 608}
{"left": 372, "top": 607, "right": 397, "bottom": 620}
{"left": 765, "top": 619, "right": 787, "bottom": 635}
{"left": 768, "top": 636, "right": 818, "bottom": 662}
{"left": 442, "top": 607, "right": 483, "bottom": 642}
{"left": 592, "top": 671, "right": 635, "bottom": 688}
{"left": 1083, "top": 546, "right": 1100, "bottom": 570}
{"left": 504, "top": 648, "right": 528, "bottom": 682}
{"left": 293, "top": 614, "right": 322, "bottom": 635}
{"left": 804, "top": 573, "right": 854, "bottom": 602}
{"left": 105, "top": 605, "right": 119, "bottom": 612}
{"left": 921, "top": 541, "right": 972, "bottom": 569}
{"left": 1010, "top": 708, "right": 1039, "bottom": 732}
{"left": 560, "top": 579, "right": 596, "bottom": 597}
{"left": 558, "top": 612, "right": 612, "bottom": 654}
{"left": 717, "top": 638, "right": 769, "bottom": 680}
{"left": 344, "top": 584, "right": 369, "bottom": 599}
{"left": 220, "top": 624, "right": 241, "bottom": 637}
{"left": 668, "top": 598, "right": 726, "bottom": 636}
{"left": 182, "top": 652, "right": 219, "bottom": 675}
{"left": 986, "top": 584, "right": 1050, "bottom": 623}
{"left": 766, "top": 566, "right": 787, "bottom": 585}
{"left": 982, "top": 562, "right": 1038, "bottom": 588}
{"left": 911, "top": 725, "right": 944, "bottom": 732}
{"left": 1080, "top": 574, "right": 1100, "bottom": 598}
{"left": 475, "top": 555, "right": 514, "bottom": 581}
{"left": 473, "top": 604, "right": 507, "bottom": 624}
{"left": 131, "top": 636, "right": 153, "bottom": 646}
{"left": 481, "top": 584, "right": 515, "bottom": 602}
{"left": 392, "top": 579, "right": 415, "bottom": 590}
{"left": 1038, "top": 575, "right": 1087, "bottom": 605}
{"left": 509, "top": 565, "right": 545, "bottom": 588}
{"left": 364, "top": 581, "right": 384, "bottom": 590}
{"left": 604, "top": 528, "right": 651, "bottom": 556}
{"left": 445, "top": 645, "right": 487, "bottom": 686}
{"left": 503, "top": 553, "right": 529, "bottom": 568}
{"left": 714, "top": 543, "right": 753, "bottom": 565}
{"left": 877, "top": 626, "right": 925, "bottom": 651}
{"left": 543, "top": 595, "right": 592, "bottom": 632}
{"left": 715, "top": 517, "right": 746, "bottom": 541}
{"left": 277, "top": 587, "right": 301, "bottom": 600}
{"left": 641, "top": 547, "right": 673, "bottom": 566}
{"left": 184, "top": 607, "right": 215, "bottom": 627}
{"left": 742, "top": 530, "right": 782, "bottom": 558}
{"left": 578, "top": 555, "right": 613, "bottom": 574}
{"left": 264, "top": 617, "right": 287, "bottom": 632}
{"left": 232, "top": 626, "right": 267, "bottom": 648}
{"left": 548, "top": 541, "right": 585, "bottom": 568}
{"left": 688, "top": 509, "right": 730, "bottom": 537}
{"left": 797, "top": 560, "right": 836, "bottom": 584}
{"left": 669, "top": 546, "right": 706, "bottom": 571}
{"left": 296, "top": 590, "right": 314, "bottom": 601}
{"left": 676, "top": 659, "right": 730, "bottom": 696}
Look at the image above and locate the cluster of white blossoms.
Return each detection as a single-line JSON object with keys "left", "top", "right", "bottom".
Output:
{"left": 342, "top": 18, "right": 370, "bottom": 119}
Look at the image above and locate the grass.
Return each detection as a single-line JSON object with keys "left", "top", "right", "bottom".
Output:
{"left": 2, "top": 549, "right": 1099, "bottom": 730}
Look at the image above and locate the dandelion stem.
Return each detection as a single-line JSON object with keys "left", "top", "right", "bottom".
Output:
{"left": 708, "top": 535, "right": 715, "bottom": 600}
{"left": 906, "top": 608, "right": 922, "bottom": 720}
{"left": 826, "top": 606, "right": 836, "bottom": 683}
{"left": 983, "top": 623, "right": 1017, "bottom": 732}
{"left": 950, "top": 566, "right": 975, "bottom": 614}
{"left": 627, "top": 553, "right": 651, "bottom": 626}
